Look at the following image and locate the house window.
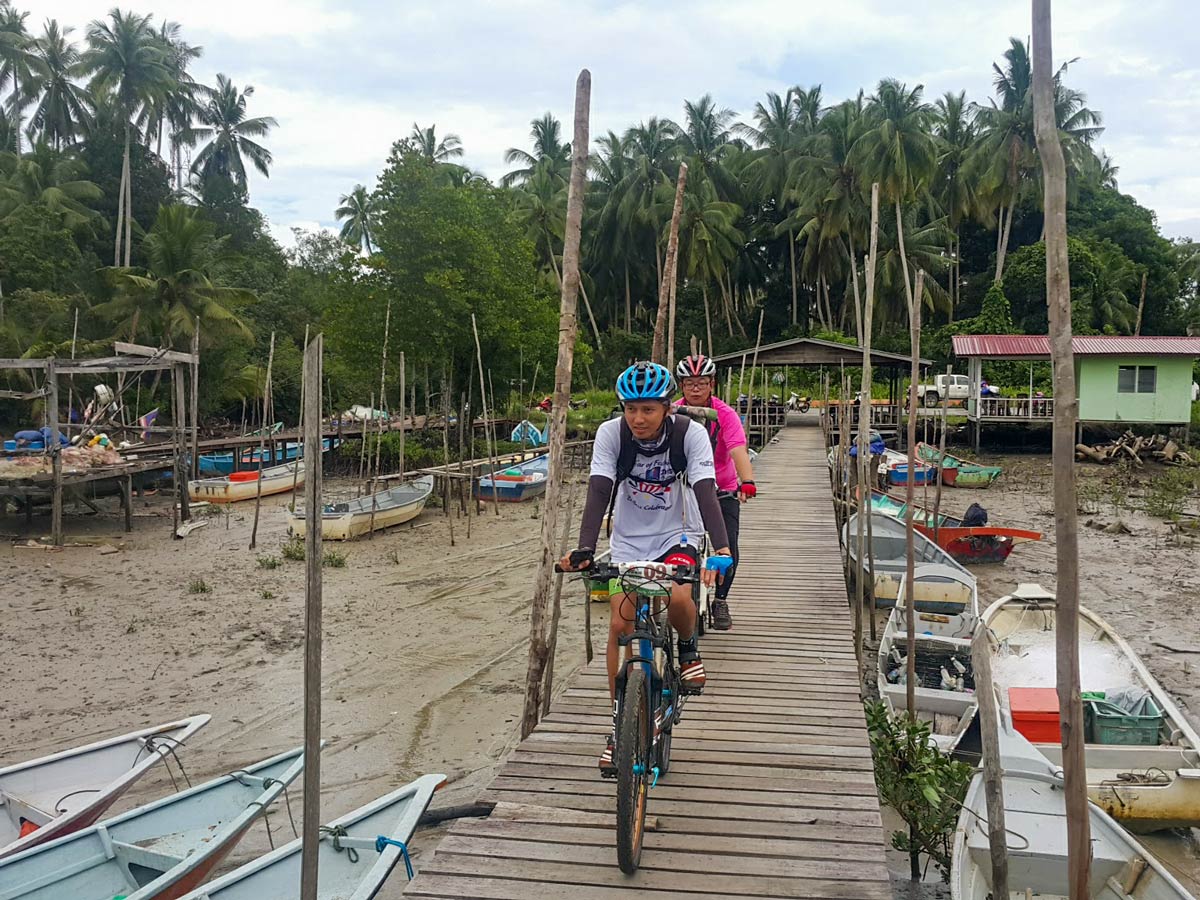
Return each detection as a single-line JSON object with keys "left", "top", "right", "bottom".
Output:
{"left": 1118, "top": 365, "right": 1157, "bottom": 394}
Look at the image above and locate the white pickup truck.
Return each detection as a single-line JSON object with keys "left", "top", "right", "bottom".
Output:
{"left": 911, "top": 373, "right": 970, "bottom": 407}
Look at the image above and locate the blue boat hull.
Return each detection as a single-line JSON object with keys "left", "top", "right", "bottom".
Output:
{"left": 198, "top": 439, "right": 334, "bottom": 476}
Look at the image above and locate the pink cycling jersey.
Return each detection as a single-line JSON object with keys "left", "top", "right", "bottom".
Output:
{"left": 674, "top": 396, "right": 746, "bottom": 492}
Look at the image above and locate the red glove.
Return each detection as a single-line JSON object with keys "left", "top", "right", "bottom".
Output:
{"left": 738, "top": 481, "right": 757, "bottom": 500}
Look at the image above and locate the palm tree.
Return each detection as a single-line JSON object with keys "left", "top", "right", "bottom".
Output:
{"left": 611, "top": 118, "right": 678, "bottom": 299}
{"left": 408, "top": 122, "right": 463, "bottom": 163}
{"left": 145, "top": 21, "right": 204, "bottom": 191}
{"left": 792, "top": 85, "right": 825, "bottom": 136}
{"left": 26, "top": 20, "right": 93, "bottom": 150}
{"left": 854, "top": 78, "right": 937, "bottom": 314}
{"left": 81, "top": 9, "right": 172, "bottom": 266}
{"left": 1090, "top": 241, "right": 1139, "bottom": 333}
{"left": 184, "top": 73, "right": 276, "bottom": 189}
{"left": 589, "top": 130, "right": 637, "bottom": 329}
{"left": 0, "top": 141, "right": 102, "bottom": 231}
{"left": 673, "top": 179, "right": 745, "bottom": 347}
{"left": 502, "top": 112, "right": 570, "bottom": 187}
{"left": 670, "top": 94, "right": 739, "bottom": 198}
{"left": 933, "top": 91, "right": 978, "bottom": 319}
{"left": 513, "top": 166, "right": 566, "bottom": 279}
{"left": 335, "top": 184, "right": 376, "bottom": 253}
{"left": 96, "top": 203, "right": 253, "bottom": 348}
{"left": 0, "top": 1, "right": 33, "bottom": 154}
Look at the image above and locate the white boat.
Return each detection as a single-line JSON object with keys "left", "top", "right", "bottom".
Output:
{"left": 984, "top": 584, "right": 1200, "bottom": 832}
{"left": 0, "top": 747, "right": 306, "bottom": 900}
{"left": 877, "top": 564, "right": 979, "bottom": 752}
{"left": 0, "top": 715, "right": 210, "bottom": 859}
{"left": 188, "top": 461, "right": 303, "bottom": 504}
{"left": 951, "top": 713, "right": 1193, "bottom": 899}
{"left": 177, "top": 774, "right": 444, "bottom": 899}
{"left": 289, "top": 476, "right": 434, "bottom": 541}
{"left": 843, "top": 511, "right": 971, "bottom": 607}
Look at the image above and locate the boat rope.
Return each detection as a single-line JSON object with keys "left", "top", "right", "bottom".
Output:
{"left": 1106, "top": 768, "right": 1171, "bottom": 787}
{"left": 375, "top": 836, "right": 415, "bottom": 879}
{"left": 947, "top": 788, "right": 1031, "bottom": 850}
{"left": 320, "top": 824, "right": 359, "bottom": 862}
{"left": 137, "top": 736, "right": 193, "bottom": 790}
{"left": 53, "top": 788, "right": 101, "bottom": 815}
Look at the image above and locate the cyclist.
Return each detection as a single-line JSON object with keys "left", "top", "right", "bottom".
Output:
{"left": 560, "top": 361, "right": 731, "bottom": 774}
{"left": 674, "top": 353, "right": 755, "bottom": 631}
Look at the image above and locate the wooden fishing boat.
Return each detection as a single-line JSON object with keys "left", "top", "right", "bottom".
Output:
{"left": 474, "top": 455, "right": 548, "bottom": 503}
{"left": 842, "top": 511, "right": 971, "bottom": 608}
{"left": 880, "top": 449, "right": 938, "bottom": 487}
{"left": 0, "top": 715, "right": 210, "bottom": 859}
{"left": 916, "top": 442, "right": 1002, "bottom": 488}
{"left": 877, "top": 565, "right": 979, "bottom": 752}
{"left": 951, "top": 714, "right": 1192, "bottom": 899}
{"left": 176, "top": 774, "right": 444, "bottom": 899}
{"left": 198, "top": 437, "right": 333, "bottom": 477}
{"left": 0, "top": 747, "right": 305, "bottom": 900}
{"left": 868, "top": 490, "right": 1042, "bottom": 564}
{"left": 983, "top": 584, "right": 1200, "bottom": 832}
{"left": 187, "top": 461, "right": 303, "bottom": 504}
{"left": 289, "top": 475, "right": 434, "bottom": 541}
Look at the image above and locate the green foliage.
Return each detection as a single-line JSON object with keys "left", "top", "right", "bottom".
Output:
{"left": 256, "top": 554, "right": 281, "bottom": 570}
{"left": 865, "top": 701, "right": 971, "bottom": 881}
{"left": 281, "top": 535, "right": 305, "bottom": 561}
{"left": 322, "top": 548, "right": 348, "bottom": 568}
{"left": 187, "top": 577, "right": 211, "bottom": 594}
{"left": 1144, "top": 468, "right": 1196, "bottom": 521}
{"left": 0, "top": 202, "right": 83, "bottom": 292}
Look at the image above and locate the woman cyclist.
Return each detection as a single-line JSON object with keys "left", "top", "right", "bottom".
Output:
{"left": 560, "top": 361, "right": 731, "bottom": 774}
{"left": 674, "top": 354, "right": 756, "bottom": 631}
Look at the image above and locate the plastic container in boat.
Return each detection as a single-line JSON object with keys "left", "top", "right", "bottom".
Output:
{"left": 1009, "top": 686, "right": 1061, "bottom": 743}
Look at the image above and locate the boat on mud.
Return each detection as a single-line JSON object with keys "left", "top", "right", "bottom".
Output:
{"left": 983, "top": 583, "right": 1200, "bottom": 832}
{"left": 916, "top": 443, "right": 1003, "bottom": 488}
{"left": 0, "top": 747, "right": 306, "bottom": 900}
{"left": 197, "top": 437, "right": 334, "bottom": 477}
{"left": 474, "top": 455, "right": 548, "bottom": 503}
{"left": 289, "top": 475, "right": 434, "bottom": 541}
{"left": 176, "top": 774, "right": 444, "bottom": 899}
{"left": 843, "top": 511, "right": 972, "bottom": 608}
{"left": 951, "top": 712, "right": 1193, "bottom": 899}
{"left": 868, "top": 490, "right": 1042, "bottom": 564}
{"left": 187, "top": 460, "right": 302, "bottom": 504}
{"left": 877, "top": 564, "right": 979, "bottom": 752}
{"left": 0, "top": 715, "right": 210, "bottom": 859}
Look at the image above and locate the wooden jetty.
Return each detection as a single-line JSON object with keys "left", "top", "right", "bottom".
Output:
{"left": 404, "top": 420, "right": 891, "bottom": 899}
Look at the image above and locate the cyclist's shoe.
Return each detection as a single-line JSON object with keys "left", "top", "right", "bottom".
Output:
{"left": 598, "top": 734, "right": 616, "bottom": 778}
{"left": 679, "top": 651, "right": 706, "bottom": 695}
{"left": 711, "top": 600, "right": 733, "bottom": 631}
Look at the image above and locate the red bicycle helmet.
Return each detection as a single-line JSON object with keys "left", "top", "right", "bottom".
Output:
{"left": 676, "top": 354, "right": 716, "bottom": 379}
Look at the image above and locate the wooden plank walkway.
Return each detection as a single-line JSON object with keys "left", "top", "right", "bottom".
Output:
{"left": 405, "top": 421, "right": 891, "bottom": 899}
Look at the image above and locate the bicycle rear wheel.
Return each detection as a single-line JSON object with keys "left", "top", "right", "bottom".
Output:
{"left": 615, "top": 666, "right": 651, "bottom": 874}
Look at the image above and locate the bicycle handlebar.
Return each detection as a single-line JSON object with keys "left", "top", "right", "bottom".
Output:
{"left": 554, "top": 557, "right": 730, "bottom": 580}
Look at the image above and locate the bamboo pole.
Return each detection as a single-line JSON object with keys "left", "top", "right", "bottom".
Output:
{"left": 1033, "top": 1, "right": 1091, "bottom": 892}
{"left": 855, "top": 183, "right": 880, "bottom": 657}
{"left": 651, "top": 162, "right": 688, "bottom": 365}
{"left": 190, "top": 320, "right": 200, "bottom": 478}
{"left": 398, "top": 352, "right": 406, "bottom": 475}
{"left": 487, "top": 369, "right": 501, "bottom": 516}
{"left": 472, "top": 315, "right": 501, "bottom": 513}
{"left": 971, "top": 622, "right": 1010, "bottom": 899}
{"left": 904, "top": 271, "right": 924, "bottom": 719}
{"left": 442, "top": 370, "right": 455, "bottom": 547}
{"left": 542, "top": 477, "right": 577, "bottom": 717}
{"left": 932, "top": 364, "right": 951, "bottom": 544}
{"left": 292, "top": 324, "right": 310, "bottom": 505}
{"left": 66, "top": 309, "right": 78, "bottom": 446}
{"left": 173, "top": 365, "right": 190, "bottom": 525}
{"left": 250, "top": 332, "right": 275, "bottom": 550}
{"left": 746, "top": 310, "right": 765, "bottom": 442}
{"left": 521, "top": 68, "right": 590, "bottom": 739}
{"left": 299, "top": 334, "right": 324, "bottom": 900}
{"left": 1134, "top": 269, "right": 1147, "bottom": 336}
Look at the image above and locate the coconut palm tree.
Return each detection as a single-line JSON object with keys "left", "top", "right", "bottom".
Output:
{"left": 96, "top": 203, "right": 253, "bottom": 349}
{"left": 408, "top": 122, "right": 463, "bottom": 163}
{"left": 512, "top": 166, "right": 566, "bottom": 279}
{"left": 0, "top": 1, "right": 33, "bottom": 154}
{"left": 184, "top": 73, "right": 276, "bottom": 189}
{"left": 672, "top": 179, "right": 745, "bottom": 347}
{"left": 502, "top": 112, "right": 570, "bottom": 187}
{"left": 335, "top": 183, "right": 376, "bottom": 253}
{"left": 933, "top": 91, "right": 978, "bottom": 319}
{"left": 669, "top": 93, "right": 740, "bottom": 198}
{"left": 145, "top": 21, "right": 204, "bottom": 191}
{"left": 81, "top": 9, "right": 171, "bottom": 266}
{"left": 0, "top": 141, "right": 102, "bottom": 231}
{"left": 26, "top": 20, "right": 93, "bottom": 150}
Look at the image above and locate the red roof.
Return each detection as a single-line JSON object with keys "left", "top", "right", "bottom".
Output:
{"left": 952, "top": 334, "right": 1200, "bottom": 358}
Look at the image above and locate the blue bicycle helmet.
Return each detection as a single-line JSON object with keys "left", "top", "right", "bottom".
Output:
{"left": 616, "top": 361, "right": 676, "bottom": 402}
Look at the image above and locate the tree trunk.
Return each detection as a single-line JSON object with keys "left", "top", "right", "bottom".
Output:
{"left": 853, "top": 185, "right": 880, "bottom": 662}
{"left": 702, "top": 282, "right": 714, "bottom": 357}
{"left": 996, "top": 202, "right": 1015, "bottom": 284}
{"left": 994, "top": 202, "right": 1006, "bottom": 283}
{"left": 124, "top": 135, "right": 134, "bottom": 267}
{"left": 624, "top": 263, "right": 632, "bottom": 332}
{"left": 521, "top": 69, "right": 590, "bottom": 739}
{"left": 719, "top": 277, "right": 734, "bottom": 337}
{"left": 895, "top": 199, "right": 915, "bottom": 313}
{"left": 848, "top": 231, "right": 863, "bottom": 346}
{"left": 1033, "top": 3, "right": 1091, "bottom": 895}
{"left": 115, "top": 125, "right": 130, "bottom": 266}
{"left": 949, "top": 226, "right": 959, "bottom": 324}
{"left": 651, "top": 163, "right": 688, "bottom": 365}
{"left": 904, "top": 270, "right": 925, "bottom": 720}
{"left": 789, "top": 229, "right": 798, "bottom": 326}
{"left": 1134, "top": 270, "right": 1147, "bottom": 335}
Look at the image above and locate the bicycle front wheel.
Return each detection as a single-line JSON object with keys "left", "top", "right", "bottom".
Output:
{"left": 615, "top": 666, "right": 651, "bottom": 874}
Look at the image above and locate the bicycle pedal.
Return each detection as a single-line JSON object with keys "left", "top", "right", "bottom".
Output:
{"left": 599, "top": 768, "right": 617, "bottom": 780}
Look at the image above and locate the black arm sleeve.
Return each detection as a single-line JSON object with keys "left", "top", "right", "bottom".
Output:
{"left": 692, "top": 478, "right": 730, "bottom": 550}
{"left": 577, "top": 475, "right": 614, "bottom": 551}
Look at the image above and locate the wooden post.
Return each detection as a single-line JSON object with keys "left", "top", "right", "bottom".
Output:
{"left": 173, "top": 365, "right": 191, "bottom": 525}
{"left": 441, "top": 370, "right": 455, "bottom": 547}
{"left": 855, "top": 183, "right": 880, "bottom": 656}
{"left": 1134, "top": 269, "right": 1147, "bottom": 336}
{"left": 46, "top": 361, "right": 63, "bottom": 546}
{"left": 472, "top": 315, "right": 500, "bottom": 512}
{"left": 299, "top": 334, "right": 324, "bottom": 900}
{"left": 249, "top": 332, "right": 275, "bottom": 550}
{"left": 651, "top": 162, "right": 688, "bottom": 365}
{"left": 375, "top": 299, "right": 391, "bottom": 478}
{"left": 292, "top": 324, "right": 310, "bottom": 505}
{"left": 904, "top": 271, "right": 925, "bottom": 718}
{"left": 398, "top": 352, "right": 406, "bottom": 475}
{"left": 542, "top": 478, "right": 577, "bottom": 716}
{"left": 971, "top": 623, "right": 1010, "bottom": 899}
{"left": 933, "top": 364, "right": 951, "bottom": 544}
{"left": 1032, "top": 1, "right": 1091, "bottom": 892}
{"left": 66, "top": 309, "right": 78, "bottom": 446}
{"left": 521, "top": 68, "right": 590, "bottom": 739}
{"left": 190, "top": 320, "right": 200, "bottom": 479}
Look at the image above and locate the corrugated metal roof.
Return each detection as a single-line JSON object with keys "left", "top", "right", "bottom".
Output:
{"left": 952, "top": 334, "right": 1200, "bottom": 358}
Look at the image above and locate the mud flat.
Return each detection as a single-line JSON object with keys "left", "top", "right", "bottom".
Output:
{"left": 0, "top": 477, "right": 592, "bottom": 895}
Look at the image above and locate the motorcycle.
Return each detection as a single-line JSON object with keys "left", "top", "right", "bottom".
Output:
{"left": 787, "top": 392, "right": 812, "bottom": 414}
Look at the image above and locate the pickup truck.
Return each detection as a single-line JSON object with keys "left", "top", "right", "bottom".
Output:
{"left": 911, "top": 373, "right": 970, "bottom": 407}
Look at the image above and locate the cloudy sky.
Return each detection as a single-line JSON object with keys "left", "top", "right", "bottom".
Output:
{"left": 37, "top": 0, "right": 1200, "bottom": 246}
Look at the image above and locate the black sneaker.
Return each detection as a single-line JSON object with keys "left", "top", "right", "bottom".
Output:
{"left": 711, "top": 600, "right": 733, "bottom": 631}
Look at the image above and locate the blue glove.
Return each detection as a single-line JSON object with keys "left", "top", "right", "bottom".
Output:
{"left": 705, "top": 555, "right": 734, "bottom": 574}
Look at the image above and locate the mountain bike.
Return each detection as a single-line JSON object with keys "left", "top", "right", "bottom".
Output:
{"left": 558, "top": 554, "right": 731, "bottom": 873}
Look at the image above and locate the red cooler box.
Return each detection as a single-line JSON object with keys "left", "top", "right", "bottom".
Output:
{"left": 1008, "top": 687, "right": 1061, "bottom": 743}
